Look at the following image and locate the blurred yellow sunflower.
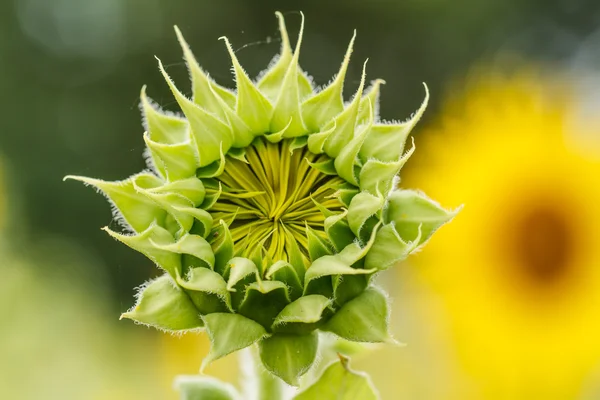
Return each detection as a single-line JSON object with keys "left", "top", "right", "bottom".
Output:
{"left": 405, "top": 69, "right": 600, "bottom": 399}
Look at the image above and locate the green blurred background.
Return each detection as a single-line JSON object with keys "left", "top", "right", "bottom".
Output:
{"left": 2, "top": 0, "right": 600, "bottom": 399}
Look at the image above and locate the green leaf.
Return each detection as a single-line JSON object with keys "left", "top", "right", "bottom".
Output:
{"left": 177, "top": 267, "right": 232, "bottom": 313}
{"left": 293, "top": 355, "right": 379, "bottom": 400}
{"left": 386, "top": 189, "right": 460, "bottom": 246}
{"left": 322, "top": 287, "right": 393, "bottom": 343}
{"left": 259, "top": 332, "right": 318, "bottom": 386}
{"left": 202, "top": 313, "right": 269, "bottom": 369}
{"left": 121, "top": 274, "right": 203, "bottom": 332}
{"left": 174, "top": 376, "right": 240, "bottom": 400}
{"left": 272, "top": 295, "right": 332, "bottom": 334}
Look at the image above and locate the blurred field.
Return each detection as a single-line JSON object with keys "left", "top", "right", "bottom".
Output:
{"left": 2, "top": 0, "right": 600, "bottom": 399}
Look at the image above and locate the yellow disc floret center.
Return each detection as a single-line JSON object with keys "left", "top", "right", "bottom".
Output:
{"left": 211, "top": 138, "right": 343, "bottom": 265}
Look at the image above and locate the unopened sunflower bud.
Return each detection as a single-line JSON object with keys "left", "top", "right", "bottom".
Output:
{"left": 66, "top": 12, "right": 458, "bottom": 386}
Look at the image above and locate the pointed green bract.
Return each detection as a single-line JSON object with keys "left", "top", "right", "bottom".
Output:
{"left": 259, "top": 332, "right": 319, "bottom": 386}
{"left": 177, "top": 267, "right": 232, "bottom": 313}
{"left": 347, "top": 191, "right": 384, "bottom": 237}
{"left": 270, "top": 13, "right": 306, "bottom": 136}
{"left": 174, "top": 26, "right": 236, "bottom": 118}
{"left": 359, "top": 142, "right": 414, "bottom": 195}
{"left": 293, "top": 355, "right": 379, "bottom": 400}
{"left": 357, "top": 79, "right": 385, "bottom": 124}
{"left": 66, "top": 12, "right": 459, "bottom": 385}
{"left": 175, "top": 376, "right": 240, "bottom": 400}
{"left": 302, "top": 31, "right": 356, "bottom": 131}
{"left": 386, "top": 189, "right": 460, "bottom": 246}
{"left": 202, "top": 313, "right": 269, "bottom": 369}
{"left": 364, "top": 222, "right": 421, "bottom": 271}
{"left": 272, "top": 294, "right": 331, "bottom": 334}
{"left": 323, "top": 61, "right": 368, "bottom": 158}
{"left": 158, "top": 58, "right": 233, "bottom": 167}
{"left": 64, "top": 174, "right": 165, "bottom": 233}
{"left": 103, "top": 224, "right": 181, "bottom": 278}
{"left": 141, "top": 85, "right": 189, "bottom": 144}
{"left": 220, "top": 37, "right": 274, "bottom": 134}
{"left": 238, "top": 281, "right": 290, "bottom": 328}
{"left": 121, "top": 274, "right": 203, "bottom": 332}
{"left": 322, "top": 287, "right": 393, "bottom": 343}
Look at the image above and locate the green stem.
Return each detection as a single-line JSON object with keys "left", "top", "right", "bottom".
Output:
{"left": 239, "top": 346, "right": 287, "bottom": 400}
{"left": 256, "top": 368, "right": 285, "bottom": 400}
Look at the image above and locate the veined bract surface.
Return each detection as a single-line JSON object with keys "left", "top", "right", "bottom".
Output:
{"left": 66, "top": 12, "right": 458, "bottom": 385}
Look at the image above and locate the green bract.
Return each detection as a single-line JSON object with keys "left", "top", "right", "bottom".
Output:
{"left": 66, "top": 12, "right": 458, "bottom": 386}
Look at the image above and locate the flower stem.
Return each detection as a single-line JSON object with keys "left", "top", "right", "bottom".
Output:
{"left": 240, "top": 346, "right": 287, "bottom": 400}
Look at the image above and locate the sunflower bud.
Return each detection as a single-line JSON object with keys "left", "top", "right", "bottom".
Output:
{"left": 66, "top": 12, "right": 458, "bottom": 385}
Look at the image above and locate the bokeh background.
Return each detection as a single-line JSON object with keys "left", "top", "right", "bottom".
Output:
{"left": 2, "top": 0, "right": 600, "bottom": 399}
